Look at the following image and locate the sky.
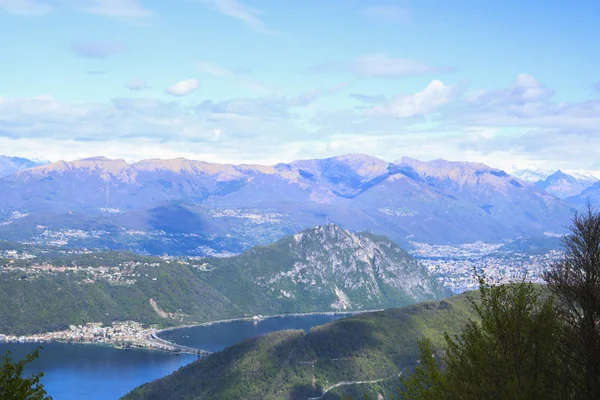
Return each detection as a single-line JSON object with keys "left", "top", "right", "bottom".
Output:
{"left": 0, "top": 0, "right": 599, "bottom": 171}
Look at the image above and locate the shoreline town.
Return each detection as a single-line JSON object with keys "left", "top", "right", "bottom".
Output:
{"left": 0, "top": 310, "right": 373, "bottom": 355}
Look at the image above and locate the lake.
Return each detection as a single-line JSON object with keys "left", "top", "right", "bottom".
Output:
{"left": 1, "top": 313, "right": 350, "bottom": 399}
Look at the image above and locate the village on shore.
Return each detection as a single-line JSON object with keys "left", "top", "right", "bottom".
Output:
{"left": 0, "top": 320, "right": 203, "bottom": 354}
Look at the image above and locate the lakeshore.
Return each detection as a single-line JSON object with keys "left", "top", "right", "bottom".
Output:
{"left": 0, "top": 321, "right": 191, "bottom": 353}
{"left": 1, "top": 312, "right": 355, "bottom": 400}
{"left": 155, "top": 309, "right": 382, "bottom": 334}
{"left": 0, "top": 309, "right": 380, "bottom": 354}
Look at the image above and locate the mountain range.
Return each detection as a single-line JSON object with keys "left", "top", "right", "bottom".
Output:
{"left": 0, "top": 154, "right": 583, "bottom": 255}
{"left": 0, "top": 225, "right": 445, "bottom": 335}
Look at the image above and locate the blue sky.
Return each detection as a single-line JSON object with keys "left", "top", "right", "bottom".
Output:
{"left": 0, "top": 0, "right": 599, "bottom": 170}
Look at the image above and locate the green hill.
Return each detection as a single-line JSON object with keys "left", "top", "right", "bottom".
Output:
{"left": 0, "top": 225, "right": 446, "bottom": 335}
{"left": 123, "top": 292, "right": 478, "bottom": 400}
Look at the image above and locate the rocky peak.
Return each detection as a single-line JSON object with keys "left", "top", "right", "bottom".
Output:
{"left": 244, "top": 224, "right": 446, "bottom": 309}
{"left": 293, "top": 224, "right": 353, "bottom": 242}
{"left": 544, "top": 170, "right": 573, "bottom": 182}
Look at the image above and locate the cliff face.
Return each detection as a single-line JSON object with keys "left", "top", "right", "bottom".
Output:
{"left": 204, "top": 224, "right": 446, "bottom": 312}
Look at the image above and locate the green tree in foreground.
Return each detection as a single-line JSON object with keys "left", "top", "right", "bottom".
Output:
{"left": 544, "top": 203, "right": 600, "bottom": 400}
{"left": 0, "top": 348, "right": 52, "bottom": 400}
{"left": 401, "top": 279, "right": 565, "bottom": 400}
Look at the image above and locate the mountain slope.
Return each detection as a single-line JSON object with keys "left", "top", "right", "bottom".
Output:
{"left": 568, "top": 180, "right": 600, "bottom": 206}
{"left": 535, "top": 170, "right": 598, "bottom": 199}
{"left": 352, "top": 157, "right": 572, "bottom": 242}
{"left": 0, "top": 154, "right": 576, "bottom": 250}
{"left": 0, "top": 225, "right": 444, "bottom": 335}
{"left": 123, "top": 293, "right": 478, "bottom": 400}
{"left": 202, "top": 225, "right": 446, "bottom": 313}
{"left": 0, "top": 155, "right": 45, "bottom": 178}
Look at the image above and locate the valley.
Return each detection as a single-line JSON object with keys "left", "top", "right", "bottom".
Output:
{"left": 0, "top": 154, "right": 586, "bottom": 399}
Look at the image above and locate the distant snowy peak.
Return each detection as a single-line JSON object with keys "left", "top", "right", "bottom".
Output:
{"left": 566, "top": 170, "right": 600, "bottom": 183}
{"left": 511, "top": 167, "right": 600, "bottom": 183}
{"left": 509, "top": 168, "right": 555, "bottom": 183}
{"left": 535, "top": 170, "right": 599, "bottom": 199}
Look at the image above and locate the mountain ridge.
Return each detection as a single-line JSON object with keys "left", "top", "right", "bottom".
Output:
{"left": 0, "top": 155, "right": 47, "bottom": 179}
{"left": 0, "top": 153, "right": 578, "bottom": 251}
{"left": 535, "top": 170, "right": 598, "bottom": 199}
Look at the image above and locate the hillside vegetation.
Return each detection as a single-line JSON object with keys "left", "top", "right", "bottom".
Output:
{"left": 0, "top": 225, "right": 445, "bottom": 335}
{"left": 123, "top": 292, "right": 478, "bottom": 400}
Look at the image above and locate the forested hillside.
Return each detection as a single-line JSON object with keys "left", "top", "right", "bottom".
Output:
{"left": 0, "top": 225, "right": 445, "bottom": 335}
{"left": 123, "top": 293, "right": 478, "bottom": 400}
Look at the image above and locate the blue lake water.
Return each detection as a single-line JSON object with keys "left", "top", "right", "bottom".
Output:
{"left": 1, "top": 313, "right": 350, "bottom": 399}
{"left": 159, "top": 313, "right": 350, "bottom": 352}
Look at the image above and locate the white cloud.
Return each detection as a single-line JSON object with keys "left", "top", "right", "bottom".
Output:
{"left": 0, "top": 0, "right": 153, "bottom": 19}
{"left": 193, "top": 0, "right": 273, "bottom": 34}
{"left": 0, "top": 95, "right": 213, "bottom": 142}
{"left": 0, "top": 0, "right": 52, "bottom": 15}
{"left": 196, "top": 60, "right": 276, "bottom": 94}
{"left": 70, "top": 41, "right": 127, "bottom": 59}
{"left": 467, "top": 73, "right": 553, "bottom": 106}
{"left": 1, "top": 74, "right": 599, "bottom": 170}
{"left": 366, "top": 80, "right": 456, "bottom": 118}
{"left": 514, "top": 73, "right": 551, "bottom": 101}
{"left": 311, "top": 54, "right": 446, "bottom": 78}
{"left": 125, "top": 78, "right": 149, "bottom": 91}
{"left": 453, "top": 74, "right": 600, "bottom": 135}
{"left": 288, "top": 83, "right": 349, "bottom": 107}
{"left": 165, "top": 79, "right": 199, "bottom": 97}
{"left": 354, "top": 54, "right": 440, "bottom": 77}
{"left": 78, "top": 0, "right": 153, "bottom": 19}
{"left": 197, "top": 60, "right": 233, "bottom": 77}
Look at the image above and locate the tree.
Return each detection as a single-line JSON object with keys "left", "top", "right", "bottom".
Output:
{"left": 400, "top": 338, "right": 447, "bottom": 400}
{"left": 401, "top": 279, "right": 565, "bottom": 400}
{"left": 0, "top": 348, "right": 52, "bottom": 400}
{"left": 544, "top": 203, "right": 600, "bottom": 400}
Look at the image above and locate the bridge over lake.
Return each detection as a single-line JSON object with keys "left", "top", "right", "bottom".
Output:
{"left": 147, "top": 331, "right": 212, "bottom": 356}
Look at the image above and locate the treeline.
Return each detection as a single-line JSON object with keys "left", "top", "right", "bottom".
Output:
{"left": 400, "top": 205, "right": 600, "bottom": 400}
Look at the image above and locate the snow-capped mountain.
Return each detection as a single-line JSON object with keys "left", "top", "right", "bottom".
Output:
{"left": 536, "top": 170, "right": 599, "bottom": 199}
{"left": 509, "top": 168, "right": 555, "bottom": 183}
